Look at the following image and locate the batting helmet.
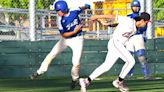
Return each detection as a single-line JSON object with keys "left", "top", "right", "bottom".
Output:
{"left": 54, "top": 0, "right": 69, "bottom": 13}
{"left": 131, "top": 0, "right": 140, "bottom": 7}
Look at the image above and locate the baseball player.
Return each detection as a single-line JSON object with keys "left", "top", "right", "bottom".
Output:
{"left": 79, "top": 12, "right": 150, "bottom": 92}
{"left": 30, "top": 0, "right": 90, "bottom": 89}
{"left": 126, "top": 0, "right": 150, "bottom": 79}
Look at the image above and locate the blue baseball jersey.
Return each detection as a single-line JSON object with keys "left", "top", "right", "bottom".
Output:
{"left": 57, "top": 7, "right": 83, "bottom": 38}
{"left": 127, "top": 13, "right": 147, "bottom": 35}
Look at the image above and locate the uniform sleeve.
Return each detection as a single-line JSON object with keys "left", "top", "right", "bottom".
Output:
{"left": 116, "top": 16, "right": 133, "bottom": 24}
{"left": 56, "top": 16, "right": 65, "bottom": 34}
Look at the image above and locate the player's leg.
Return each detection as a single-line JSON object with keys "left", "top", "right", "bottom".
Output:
{"left": 136, "top": 49, "right": 150, "bottom": 79}
{"left": 118, "top": 49, "right": 135, "bottom": 79}
{"left": 125, "top": 37, "right": 135, "bottom": 78}
{"left": 79, "top": 52, "right": 118, "bottom": 92}
{"left": 126, "top": 51, "right": 135, "bottom": 78}
{"left": 67, "top": 36, "right": 84, "bottom": 89}
{"left": 134, "top": 35, "right": 150, "bottom": 79}
{"left": 79, "top": 39, "right": 119, "bottom": 91}
{"left": 112, "top": 39, "right": 135, "bottom": 92}
{"left": 89, "top": 52, "right": 118, "bottom": 80}
{"left": 30, "top": 38, "right": 67, "bottom": 79}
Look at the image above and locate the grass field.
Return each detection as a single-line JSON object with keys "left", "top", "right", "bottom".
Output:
{"left": 0, "top": 76, "right": 164, "bottom": 92}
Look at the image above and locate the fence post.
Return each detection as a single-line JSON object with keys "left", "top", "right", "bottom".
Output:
{"left": 146, "top": 0, "right": 154, "bottom": 39}
{"left": 96, "top": 22, "right": 100, "bottom": 39}
{"left": 139, "top": 0, "right": 146, "bottom": 12}
{"left": 29, "top": 0, "right": 36, "bottom": 41}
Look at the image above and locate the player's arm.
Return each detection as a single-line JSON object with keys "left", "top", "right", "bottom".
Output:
{"left": 97, "top": 20, "right": 118, "bottom": 27}
{"left": 61, "top": 25, "right": 82, "bottom": 38}
{"left": 89, "top": 15, "right": 115, "bottom": 22}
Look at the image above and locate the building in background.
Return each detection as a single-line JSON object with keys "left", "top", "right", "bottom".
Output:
{"left": 90, "top": 0, "right": 131, "bottom": 32}
{"left": 90, "top": 0, "right": 164, "bottom": 38}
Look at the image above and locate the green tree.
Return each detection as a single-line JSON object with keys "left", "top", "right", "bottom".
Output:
{"left": 0, "top": 0, "right": 29, "bottom": 8}
{"left": 0, "top": 0, "right": 55, "bottom": 9}
{"left": 153, "top": 0, "right": 164, "bottom": 20}
{"left": 36, "top": 0, "right": 55, "bottom": 9}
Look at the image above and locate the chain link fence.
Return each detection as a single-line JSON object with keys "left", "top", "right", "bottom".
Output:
{"left": 0, "top": 8, "right": 29, "bottom": 40}
{"left": 0, "top": 0, "right": 163, "bottom": 41}
{"left": 154, "top": 8, "right": 164, "bottom": 38}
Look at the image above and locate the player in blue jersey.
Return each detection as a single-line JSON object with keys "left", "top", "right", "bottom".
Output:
{"left": 126, "top": 0, "right": 150, "bottom": 79}
{"left": 30, "top": 0, "right": 90, "bottom": 89}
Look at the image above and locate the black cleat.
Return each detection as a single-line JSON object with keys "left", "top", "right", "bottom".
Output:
{"left": 70, "top": 80, "right": 78, "bottom": 89}
{"left": 30, "top": 72, "right": 40, "bottom": 80}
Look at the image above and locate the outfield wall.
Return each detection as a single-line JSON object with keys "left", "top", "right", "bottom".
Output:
{"left": 0, "top": 38, "right": 163, "bottom": 78}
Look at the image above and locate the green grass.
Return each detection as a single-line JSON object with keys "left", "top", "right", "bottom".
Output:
{"left": 0, "top": 76, "right": 164, "bottom": 92}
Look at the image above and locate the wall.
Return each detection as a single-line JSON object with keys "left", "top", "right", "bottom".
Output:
{"left": 0, "top": 39, "right": 163, "bottom": 78}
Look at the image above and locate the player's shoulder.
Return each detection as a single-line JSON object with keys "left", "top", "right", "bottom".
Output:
{"left": 117, "top": 16, "right": 133, "bottom": 23}
{"left": 118, "top": 16, "right": 131, "bottom": 19}
{"left": 70, "top": 7, "right": 81, "bottom": 11}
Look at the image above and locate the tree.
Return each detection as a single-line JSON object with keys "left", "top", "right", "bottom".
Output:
{"left": 153, "top": 0, "right": 164, "bottom": 20}
{"left": 0, "top": 0, "right": 29, "bottom": 8}
{"left": 0, "top": 0, "right": 55, "bottom": 9}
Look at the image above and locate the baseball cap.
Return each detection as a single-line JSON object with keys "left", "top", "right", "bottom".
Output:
{"left": 140, "top": 12, "right": 150, "bottom": 21}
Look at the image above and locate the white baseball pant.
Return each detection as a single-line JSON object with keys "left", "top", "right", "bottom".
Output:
{"left": 37, "top": 36, "right": 83, "bottom": 81}
{"left": 126, "top": 34, "right": 145, "bottom": 52}
{"left": 89, "top": 38, "right": 135, "bottom": 80}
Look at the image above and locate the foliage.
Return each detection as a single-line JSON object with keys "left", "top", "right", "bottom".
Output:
{"left": 0, "top": 0, "right": 29, "bottom": 9}
{"left": 0, "top": 0, "right": 56, "bottom": 9}
{"left": 153, "top": 0, "right": 164, "bottom": 20}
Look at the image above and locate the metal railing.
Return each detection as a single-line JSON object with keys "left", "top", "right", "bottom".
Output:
{"left": 0, "top": 8, "right": 164, "bottom": 41}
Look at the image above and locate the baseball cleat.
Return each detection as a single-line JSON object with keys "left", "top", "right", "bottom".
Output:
{"left": 70, "top": 80, "right": 78, "bottom": 89}
{"left": 79, "top": 78, "right": 90, "bottom": 92}
{"left": 113, "top": 79, "right": 129, "bottom": 92}
{"left": 30, "top": 72, "right": 40, "bottom": 80}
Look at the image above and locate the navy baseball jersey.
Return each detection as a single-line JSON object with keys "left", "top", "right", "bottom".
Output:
{"left": 57, "top": 7, "right": 83, "bottom": 38}
{"left": 127, "top": 13, "right": 147, "bottom": 35}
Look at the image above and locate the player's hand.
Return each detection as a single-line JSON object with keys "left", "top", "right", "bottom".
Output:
{"left": 85, "top": 4, "right": 91, "bottom": 9}
{"left": 74, "top": 25, "right": 82, "bottom": 33}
